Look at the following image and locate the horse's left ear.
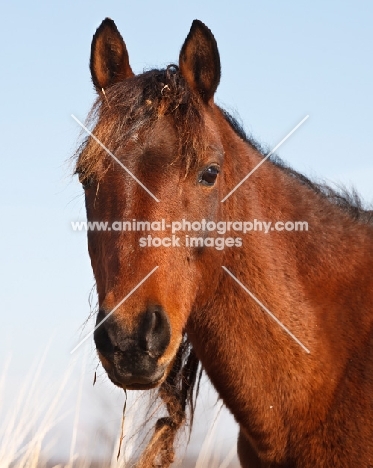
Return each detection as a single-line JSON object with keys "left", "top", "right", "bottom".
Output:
{"left": 90, "top": 18, "right": 134, "bottom": 91}
{"left": 179, "top": 20, "right": 221, "bottom": 104}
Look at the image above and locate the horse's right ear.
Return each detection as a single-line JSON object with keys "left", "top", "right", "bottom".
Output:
{"left": 179, "top": 20, "right": 221, "bottom": 104}
{"left": 90, "top": 18, "right": 134, "bottom": 91}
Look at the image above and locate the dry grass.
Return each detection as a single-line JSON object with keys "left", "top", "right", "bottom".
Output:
{"left": 0, "top": 350, "right": 239, "bottom": 467}
{"left": 0, "top": 349, "right": 74, "bottom": 468}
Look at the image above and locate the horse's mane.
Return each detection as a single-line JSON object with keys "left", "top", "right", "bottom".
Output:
{"left": 76, "top": 65, "right": 372, "bottom": 226}
{"left": 221, "top": 107, "right": 373, "bottom": 226}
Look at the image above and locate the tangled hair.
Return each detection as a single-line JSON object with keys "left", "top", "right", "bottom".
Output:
{"left": 136, "top": 336, "right": 201, "bottom": 467}
{"left": 75, "top": 65, "right": 208, "bottom": 181}
{"left": 75, "top": 62, "right": 373, "bottom": 227}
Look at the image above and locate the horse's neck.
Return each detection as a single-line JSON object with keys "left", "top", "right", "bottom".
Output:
{"left": 222, "top": 144, "right": 373, "bottom": 324}
{"left": 188, "top": 143, "right": 373, "bottom": 460}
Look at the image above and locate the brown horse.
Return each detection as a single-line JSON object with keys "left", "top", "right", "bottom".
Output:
{"left": 75, "top": 18, "right": 373, "bottom": 467}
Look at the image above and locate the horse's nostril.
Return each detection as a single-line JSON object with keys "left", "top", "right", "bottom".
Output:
{"left": 94, "top": 310, "right": 114, "bottom": 355}
{"left": 140, "top": 307, "right": 171, "bottom": 358}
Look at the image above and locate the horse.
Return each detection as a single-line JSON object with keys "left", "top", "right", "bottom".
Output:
{"left": 75, "top": 18, "right": 373, "bottom": 467}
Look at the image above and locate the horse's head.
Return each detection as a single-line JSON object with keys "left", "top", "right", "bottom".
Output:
{"left": 77, "top": 19, "right": 231, "bottom": 390}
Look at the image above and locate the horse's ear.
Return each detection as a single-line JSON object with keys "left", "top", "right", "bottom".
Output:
{"left": 179, "top": 20, "right": 221, "bottom": 104}
{"left": 90, "top": 18, "right": 134, "bottom": 91}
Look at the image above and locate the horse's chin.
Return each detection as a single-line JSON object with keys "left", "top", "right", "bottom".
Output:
{"left": 104, "top": 369, "right": 167, "bottom": 390}
{"left": 98, "top": 351, "right": 170, "bottom": 390}
{"left": 120, "top": 377, "right": 166, "bottom": 391}
{"left": 107, "top": 369, "right": 168, "bottom": 390}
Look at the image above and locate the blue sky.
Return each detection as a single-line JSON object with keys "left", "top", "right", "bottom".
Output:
{"left": 1, "top": 0, "right": 372, "bottom": 460}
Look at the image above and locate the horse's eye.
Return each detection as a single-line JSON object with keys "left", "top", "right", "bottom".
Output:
{"left": 199, "top": 165, "right": 220, "bottom": 186}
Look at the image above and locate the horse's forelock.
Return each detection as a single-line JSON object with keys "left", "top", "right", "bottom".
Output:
{"left": 75, "top": 66, "right": 209, "bottom": 180}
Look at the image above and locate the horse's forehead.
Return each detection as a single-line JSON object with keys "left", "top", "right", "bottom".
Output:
{"left": 204, "top": 110, "right": 224, "bottom": 145}
{"left": 144, "top": 111, "right": 222, "bottom": 148}
{"left": 145, "top": 117, "right": 178, "bottom": 146}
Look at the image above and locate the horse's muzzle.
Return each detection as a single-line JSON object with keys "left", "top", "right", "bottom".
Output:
{"left": 94, "top": 306, "right": 171, "bottom": 389}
